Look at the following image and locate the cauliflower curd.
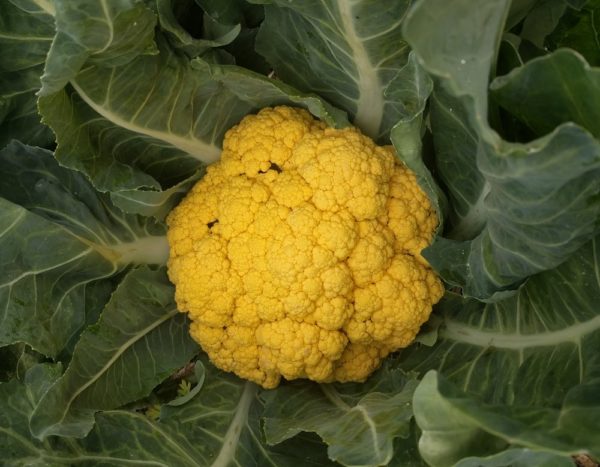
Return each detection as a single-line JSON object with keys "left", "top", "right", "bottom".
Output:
{"left": 167, "top": 106, "right": 443, "bottom": 388}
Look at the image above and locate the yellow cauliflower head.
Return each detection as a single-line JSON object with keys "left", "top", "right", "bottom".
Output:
{"left": 167, "top": 106, "right": 443, "bottom": 389}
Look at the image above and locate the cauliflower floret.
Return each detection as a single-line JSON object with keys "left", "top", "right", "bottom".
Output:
{"left": 167, "top": 106, "right": 443, "bottom": 388}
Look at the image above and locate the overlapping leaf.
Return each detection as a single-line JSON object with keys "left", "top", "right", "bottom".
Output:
{"left": 404, "top": 0, "right": 600, "bottom": 299}
{"left": 263, "top": 363, "right": 418, "bottom": 467}
{"left": 2, "top": 1, "right": 600, "bottom": 466}
{"left": 39, "top": 0, "right": 157, "bottom": 95}
{"left": 1, "top": 0, "right": 54, "bottom": 82}
{"left": 0, "top": 94, "right": 53, "bottom": 148}
{"left": 547, "top": 0, "right": 600, "bottom": 65}
{"left": 387, "top": 52, "right": 444, "bottom": 219}
{"left": 30, "top": 266, "right": 199, "bottom": 439}
{"left": 415, "top": 371, "right": 600, "bottom": 466}
{"left": 38, "top": 33, "right": 347, "bottom": 215}
{"left": 454, "top": 449, "right": 574, "bottom": 467}
{"left": 1, "top": 361, "right": 335, "bottom": 466}
{"left": 0, "top": 0, "right": 55, "bottom": 146}
{"left": 491, "top": 48, "right": 600, "bottom": 137}
{"left": 0, "top": 142, "right": 167, "bottom": 357}
{"left": 254, "top": 0, "right": 412, "bottom": 141}
{"left": 401, "top": 235, "right": 600, "bottom": 404}
{"left": 398, "top": 235, "right": 600, "bottom": 463}
{"left": 155, "top": 0, "right": 241, "bottom": 58}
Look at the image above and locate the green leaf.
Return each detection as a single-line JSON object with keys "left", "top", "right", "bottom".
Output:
{"left": 566, "top": 0, "right": 588, "bottom": 8}
{"left": 398, "top": 236, "right": 600, "bottom": 462}
{"left": 0, "top": 343, "right": 48, "bottom": 383}
{"left": 196, "top": 0, "right": 256, "bottom": 25}
{"left": 388, "top": 51, "right": 445, "bottom": 221}
{"left": 506, "top": 0, "right": 541, "bottom": 28}
{"left": 255, "top": 0, "right": 412, "bottom": 141}
{"left": 152, "top": 358, "right": 336, "bottom": 466}
{"left": 414, "top": 373, "right": 508, "bottom": 467}
{"left": 454, "top": 449, "right": 574, "bottom": 467}
{"left": 0, "top": 0, "right": 55, "bottom": 146}
{"left": 403, "top": 0, "right": 509, "bottom": 243}
{"left": 263, "top": 363, "right": 418, "bottom": 467}
{"left": 401, "top": 236, "right": 600, "bottom": 405}
{"left": 197, "top": 59, "right": 349, "bottom": 125}
{"left": 39, "top": 34, "right": 347, "bottom": 197}
{"left": 0, "top": 361, "right": 334, "bottom": 465}
{"left": 404, "top": 0, "right": 600, "bottom": 299}
{"left": 39, "top": 0, "right": 157, "bottom": 95}
{"left": 404, "top": 0, "right": 507, "bottom": 122}
{"left": 165, "top": 360, "right": 205, "bottom": 407}
{"left": 0, "top": 92, "right": 54, "bottom": 148}
{"left": 0, "top": 142, "right": 168, "bottom": 357}
{"left": 109, "top": 170, "right": 204, "bottom": 219}
{"left": 0, "top": 344, "right": 22, "bottom": 382}
{"left": 0, "top": 0, "right": 54, "bottom": 77}
{"left": 491, "top": 48, "right": 600, "bottom": 137}
{"left": 155, "top": 0, "right": 241, "bottom": 58}
{"left": 38, "top": 82, "right": 202, "bottom": 193}
{"left": 387, "top": 422, "right": 428, "bottom": 467}
{"left": 430, "top": 123, "right": 600, "bottom": 298}
{"left": 0, "top": 364, "right": 60, "bottom": 464}
{"left": 224, "top": 26, "right": 271, "bottom": 74}
{"left": 519, "top": 0, "right": 568, "bottom": 49}
{"left": 547, "top": 0, "right": 600, "bottom": 66}
{"left": 414, "top": 372, "right": 600, "bottom": 466}
{"left": 58, "top": 277, "right": 119, "bottom": 360}
{"left": 29, "top": 266, "right": 199, "bottom": 440}
{"left": 15, "top": 346, "right": 47, "bottom": 381}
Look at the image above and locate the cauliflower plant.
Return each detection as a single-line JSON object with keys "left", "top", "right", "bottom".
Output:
{"left": 167, "top": 106, "right": 443, "bottom": 388}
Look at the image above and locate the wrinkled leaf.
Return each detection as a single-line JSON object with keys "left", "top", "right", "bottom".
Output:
{"left": 39, "top": 34, "right": 347, "bottom": 199}
{"left": 491, "top": 48, "right": 600, "bottom": 137}
{"left": 454, "top": 448, "right": 574, "bottom": 467}
{"left": 1, "top": 360, "right": 335, "bottom": 465}
{"left": 109, "top": 170, "right": 204, "bottom": 219}
{"left": 401, "top": 236, "right": 600, "bottom": 405}
{"left": 404, "top": 0, "right": 600, "bottom": 299}
{"left": 547, "top": 0, "right": 600, "bottom": 66}
{"left": 414, "top": 372, "right": 600, "bottom": 466}
{"left": 255, "top": 0, "right": 412, "bottom": 141}
{"left": 39, "top": 0, "right": 157, "bottom": 95}
{"left": 0, "top": 93, "right": 54, "bottom": 148}
{"left": 155, "top": 0, "right": 241, "bottom": 58}
{"left": 400, "top": 235, "right": 600, "bottom": 463}
{"left": 519, "top": 0, "right": 568, "bottom": 48}
{"left": 30, "top": 266, "right": 199, "bottom": 439}
{"left": 388, "top": 52, "right": 444, "bottom": 220}
{"left": 263, "top": 363, "right": 418, "bottom": 467}
{"left": 0, "top": 142, "right": 168, "bottom": 357}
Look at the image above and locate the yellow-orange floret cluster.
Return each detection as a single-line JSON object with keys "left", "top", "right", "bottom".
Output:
{"left": 167, "top": 106, "right": 443, "bottom": 388}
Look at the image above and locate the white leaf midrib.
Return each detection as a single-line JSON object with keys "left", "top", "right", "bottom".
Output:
{"left": 32, "top": 308, "right": 178, "bottom": 438}
{"left": 441, "top": 314, "right": 600, "bottom": 349}
{"left": 320, "top": 385, "right": 385, "bottom": 464}
{"left": 31, "top": 0, "right": 55, "bottom": 16}
{"left": 70, "top": 80, "right": 221, "bottom": 164}
{"left": 209, "top": 382, "right": 256, "bottom": 467}
{"left": 336, "top": 0, "right": 384, "bottom": 138}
